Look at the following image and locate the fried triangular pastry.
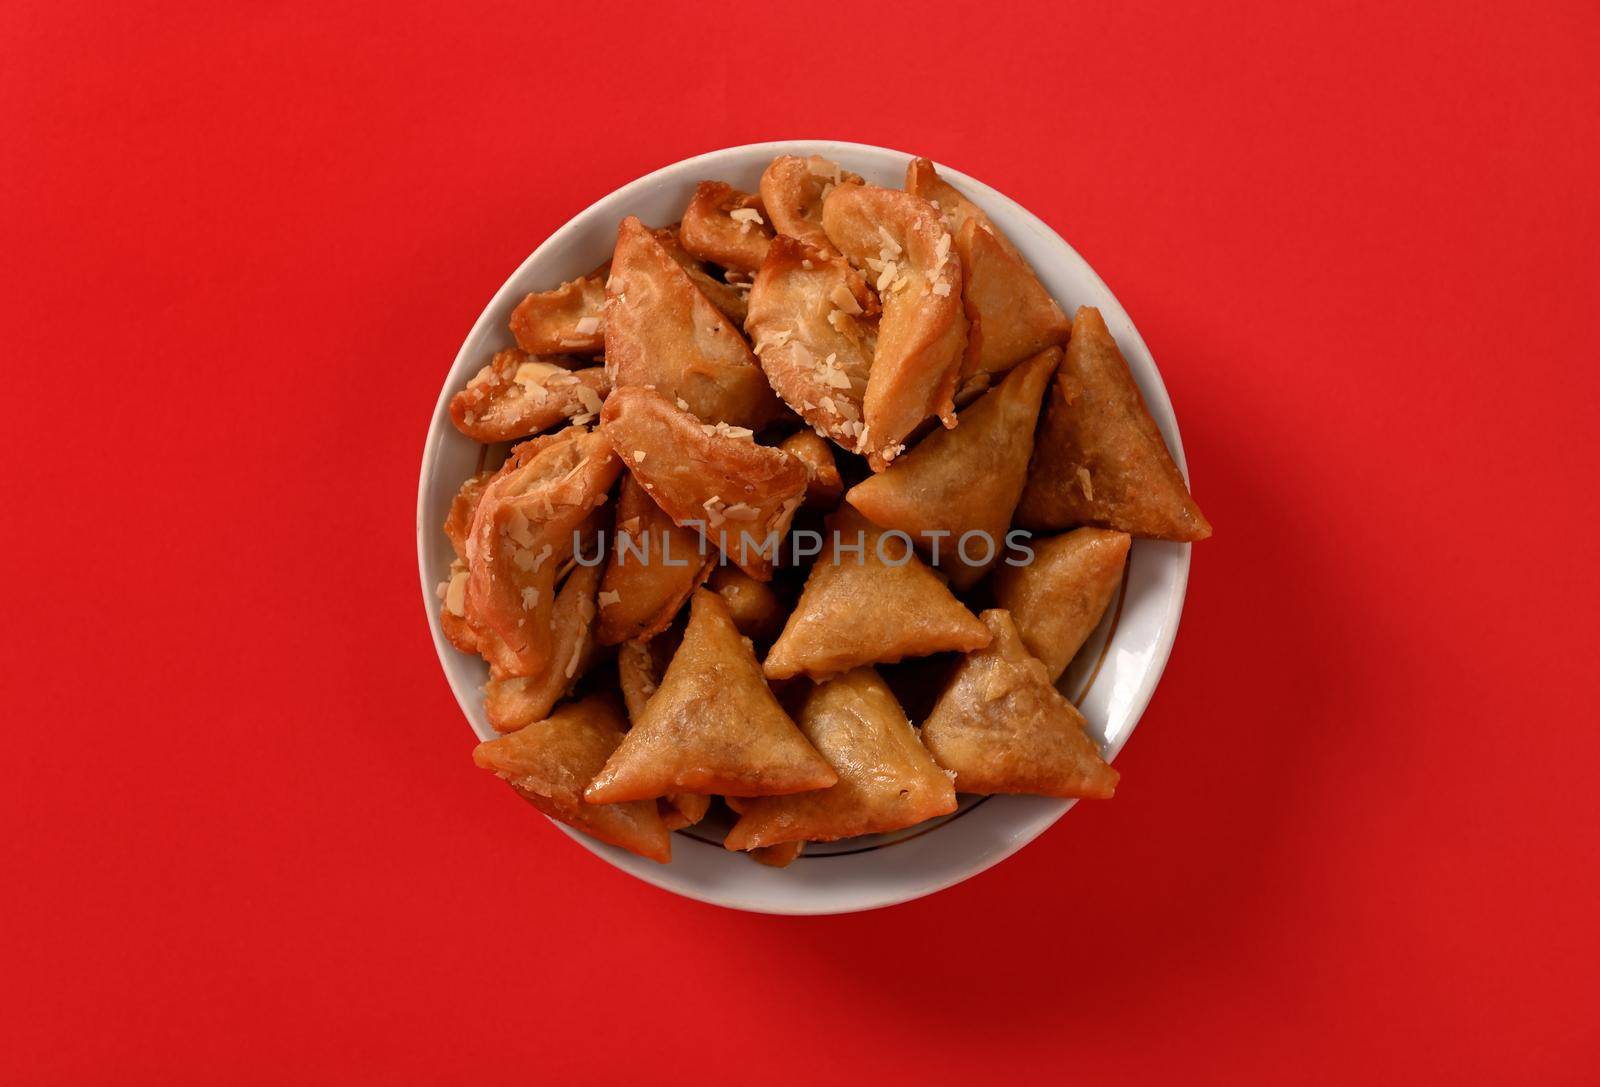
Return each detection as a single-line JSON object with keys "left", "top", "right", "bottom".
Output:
{"left": 992, "top": 528, "right": 1129, "bottom": 683}
{"left": 653, "top": 225, "right": 749, "bottom": 326}
{"left": 724, "top": 668, "right": 957, "bottom": 851}
{"left": 615, "top": 639, "right": 708, "bottom": 829}
{"left": 484, "top": 563, "right": 601, "bottom": 733}
{"left": 779, "top": 429, "right": 844, "bottom": 509}
{"left": 449, "top": 349, "right": 608, "bottom": 443}
{"left": 473, "top": 694, "right": 672, "bottom": 863}
{"left": 749, "top": 841, "right": 805, "bottom": 867}
{"left": 921, "top": 610, "right": 1119, "bottom": 798}
{"left": 596, "top": 474, "right": 713, "bottom": 645}
{"left": 763, "top": 505, "right": 991, "bottom": 681}
{"left": 510, "top": 266, "right": 608, "bottom": 356}
{"left": 759, "top": 154, "right": 864, "bottom": 258}
{"left": 464, "top": 429, "right": 621, "bottom": 676}
{"left": 584, "top": 590, "right": 837, "bottom": 804}
{"left": 955, "top": 218, "right": 1070, "bottom": 377}
{"left": 746, "top": 236, "right": 876, "bottom": 451}
{"left": 904, "top": 157, "right": 1022, "bottom": 259}
{"left": 444, "top": 469, "right": 494, "bottom": 562}
{"left": 708, "top": 565, "right": 784, "bottom": 643}
{"left": 1018, "top": 307, "right": 1212, "bottom": 540}
{"left": 660, "top": 792, "right": 712, "bottom": 832}
{"left": 600, "top": 386, "right": 806, "bottom": 581}
{"left": 604, "top": 217, "right": 780, "bottom": 427}
{"left": 821, "top": 184, "right": 968, "bottom": 466}
{"left": 680, "top": 181, "right": 773, "bottom": 274}
{"left": 905, "top": 159, "right": 1068, "bottom": 377}
{"left": 617, "top": 638, "right": 664, "bottom": 723}
{"left": 437, "top": 558, "right": 479, "bottom": 655}
{"left": 845, "top": 347, "right": 1058, "bottom": 589}
{"left": 439, "top": 470, "right": 493, "bottom": 655}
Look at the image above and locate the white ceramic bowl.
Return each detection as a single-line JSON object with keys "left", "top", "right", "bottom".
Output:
{"left": 417, "top": 140, "right": 1193, "bottom": 915}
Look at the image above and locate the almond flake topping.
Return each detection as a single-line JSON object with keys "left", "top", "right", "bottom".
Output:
{"left": 729, "top": 207, "right": 765, "bottom": 235}
{"left": 598, "top": 590, "right": 622, "bottom": 609}
{"left": 505, "top": 507, "right": 537, "bottom": 548}
{"left": 877, "top": 225, "right": 903, "bottom": 260}
{"left": 444, "top": 570, "right": 469, "bottom": 617}
{"left": 806, "top": 157, "right": 841, "bottom": 182}
{"left": 573, "top": 316, "right": 601, "bottom": 335}
{"left": 829, "top": 284, "right": 863, "bottom": 315}
{"left": 817, "top": 353, "right": 851, "bottom": 390}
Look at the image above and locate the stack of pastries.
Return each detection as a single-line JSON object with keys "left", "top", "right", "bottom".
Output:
{"left": 437, "top": 153, "right": 1211, "bottom": 866}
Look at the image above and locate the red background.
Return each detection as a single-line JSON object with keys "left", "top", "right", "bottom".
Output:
{"left": 4, "top": 2, "right": 1597, "bottom": 1082}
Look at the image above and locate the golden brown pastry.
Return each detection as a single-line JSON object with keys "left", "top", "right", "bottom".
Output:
{"left": 439, "top": 470, "right": 495, "bottom": 655}
{"left": 763, "top": 505, "right": 991, "bottom": 681}
{"left": 603, "top": 216, "right": 782, "bottom": 428}
{"left": 437, "top": 560, "right": 480, "bottom": 655}
{"left": 759, "top": 155, "right": 864, "bottom": 257}
{"left": 1018, "top": 307, "right": 1211, "bottom": 540}
{"left": 821, "top": 185, "right": 968, "bottom": 468}
{"left": 659, "top": 793, "right": 712, "bottom": 832}
{"left": 584, "top": 590, "right": 837, "bottom": 804}
{"left": 596, "top": 474, "right": 713, "bottom": 645}
{"left": 444, "top": 470, "right": 494, "bottom": 562}
{"left": 483, "top": 564, "right": 601, "bottom": 732}
{"left": 780, "top": 429, "right": 844, "bottom": 509}
{"left": 464, "top": 429, "right": 620, "bottom": 677}
{"left": 599, "top": 386, "right": 806, "bottom": 581}
{"left": 724, "top": 668, "right": 956, "bottom": 851}
{"left": 652, "top": 226, "right": 750, "bottom": 326}
{"left": 749, "top": 841, "right": 805, "bottom": 867}
{"left": 708, "top": 566, "right": 784, "bottom": 643}
{"left": 449, "top": 348, "right": 608, "bottom": 443}
{"left": 845, "top": 346, "right": 1058, "bottom": 589}
{"left": 954, "top": 218, "right": 1070, "bottom": 377}
{"left": 616, "top": 638, "right": 662, "bottom": 722}
{"left": 904, "top": 158, "right": 1068, "bottom": 377}
{"left": 746, "top": 236, "right": 877, "bottom": 452}
{"left": 510, "top": 267, "right": 608, "bottom": 356}
{"left": 615, "top": 639, "right": 708, "bottom": 830}
{"left": 473, "top": 694, "right": 672, "bottom": 863}
{"left": 904, "top": 157, "right": 1018, "bottom": 255}
{"left": 921, "top": 610, "right": 1119, "bottom": 798}
{"left": 680, "top": 181, "right": 773, "bottom": 274}
{"left": 991, "top": 528, "right": 1130, "bottom": 683}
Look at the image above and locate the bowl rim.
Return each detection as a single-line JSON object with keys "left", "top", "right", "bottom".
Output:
{"left": 415, "top": 138, "right": 1191, "bottom": 914}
